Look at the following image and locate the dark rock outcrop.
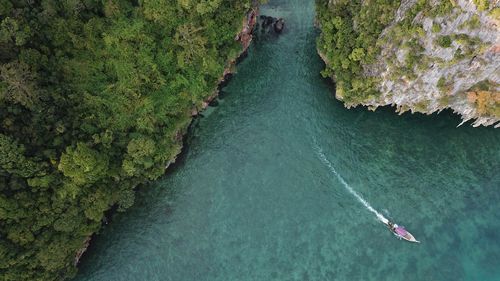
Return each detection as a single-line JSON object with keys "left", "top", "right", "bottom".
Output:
{"left": 258, "top": 15, "right": 285, "bottom": 34}
{"left": 260, "top": 15, "right": 275, "bottom": 28}
{"left": 274, "top": 18, "right": 285, "bottom": 33}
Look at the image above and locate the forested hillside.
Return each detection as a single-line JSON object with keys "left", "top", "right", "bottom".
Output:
{"left": 316, "top": 0, "right": 499, "bottom": 127}
{"left": 0, "top": 1, "right": 257, "bottom": 280}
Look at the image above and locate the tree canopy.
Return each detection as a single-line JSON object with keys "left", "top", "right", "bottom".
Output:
{"left": 316, "top": 0, "right": 401, "bottom": 104}
{"left": 0, "top": 0, "right": 255, "bottom": 280}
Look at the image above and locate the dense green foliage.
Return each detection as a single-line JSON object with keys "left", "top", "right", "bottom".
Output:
{"left": 315, "top": 0, "right": 489, "bottom": 105}
{"left": 315, "top": 0, "right": 456, "bottom": 104}
{"left": 0, "top": 1, "right": 255, "bottom": 280}
{"left": 436, "top": 35, "right": 452, "bottom": 48}
{"left": 315, "top": 0, "right": 400, "bottom": 104}
{"left": 473, "top": 0, "right": 489, "bottom": 11}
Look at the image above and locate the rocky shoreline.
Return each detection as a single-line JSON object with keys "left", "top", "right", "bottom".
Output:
{"left": 191, "top": 7, "right": 259, "bottom": 117}
{"left": 73, "top": 5, "right": 260, "bottom": 267}
{"left": 316, "top": 1, "right": 499, "bottom": 128}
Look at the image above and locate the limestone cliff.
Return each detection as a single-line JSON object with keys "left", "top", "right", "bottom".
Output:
{"left": 316, "top": 0, "right": 500, "bottom": 127}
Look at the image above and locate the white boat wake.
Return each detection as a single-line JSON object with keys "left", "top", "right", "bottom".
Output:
{"left": 314, "top": 144, "right": 389, "bottom": 225}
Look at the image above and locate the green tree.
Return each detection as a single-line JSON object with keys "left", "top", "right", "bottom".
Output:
{"left": 0, "top": 0, "right": 255, "bottom": 280}
{"left": 58, "top": 143, "right": 109, "bottom": 186}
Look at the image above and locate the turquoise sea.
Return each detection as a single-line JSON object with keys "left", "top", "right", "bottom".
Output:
{"left": 76, "top": 1, "right": 500, "bottom": 280}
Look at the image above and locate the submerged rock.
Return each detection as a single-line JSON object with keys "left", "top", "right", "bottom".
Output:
{"left": 260, "top": 15, "right": 275, "bottom": 28}
{"left": 218, "top": 90, "right": 228, "bottom": 100}
{"left": 209, "top": 99, "right": 219, "bottom": 107}
{"left": 274, "top": 18, "right": 285, "bottom": 33}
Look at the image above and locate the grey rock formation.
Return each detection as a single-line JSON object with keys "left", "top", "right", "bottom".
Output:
{"left": 360, "top": 1, "right": 499, "bottom": 127}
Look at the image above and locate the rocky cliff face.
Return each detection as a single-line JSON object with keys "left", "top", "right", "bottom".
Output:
{"left": 317, "top": 0, "right": 499, "bottom": 127}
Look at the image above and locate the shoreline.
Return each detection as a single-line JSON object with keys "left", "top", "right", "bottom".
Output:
{"left": 317, "top": 49, "right": 499, "bottom": 128}
{"left": 73, "top": 5, "right": 259, "bottom": 268}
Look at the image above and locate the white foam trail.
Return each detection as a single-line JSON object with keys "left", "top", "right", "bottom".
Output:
{"left": 314, "top": 144, "right": 388, "bottom": 224}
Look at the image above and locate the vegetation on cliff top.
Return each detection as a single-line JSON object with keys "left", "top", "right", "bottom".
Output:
{"left": 467, "top": 80, "right": 500, "bottom": 118}
{"left": 315, "top": 0, "right": 400, "bottom": 104}
{"left": 315, "top": 0, "right": 459, "bottom": 104}
{"left": 0, "top": 1, "right": 257, "bottom": 280}
{"left": 316, "top": 0, "right": 499, "bottom": 121}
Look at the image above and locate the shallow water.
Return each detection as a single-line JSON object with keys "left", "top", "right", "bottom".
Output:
{"left": 76, "top": 1, "right": 500, "bottom": 280}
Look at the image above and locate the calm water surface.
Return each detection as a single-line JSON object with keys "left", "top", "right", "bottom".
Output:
{"left": 76, "top": 1, "right": 500, "bottom": 280}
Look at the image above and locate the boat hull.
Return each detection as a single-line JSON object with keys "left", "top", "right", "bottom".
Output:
{"left": 382, "top": 220, "right": 420, "bottom": 243}
{"left": 392, "top": 232, "right": 420, "bottom": 243}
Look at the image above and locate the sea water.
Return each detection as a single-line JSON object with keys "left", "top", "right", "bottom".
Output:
{"left": 76, "top": 1, "right": 500, "bottom": 280}
{"left": 314, "top": 141, "right": 389, "bottom": 225}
